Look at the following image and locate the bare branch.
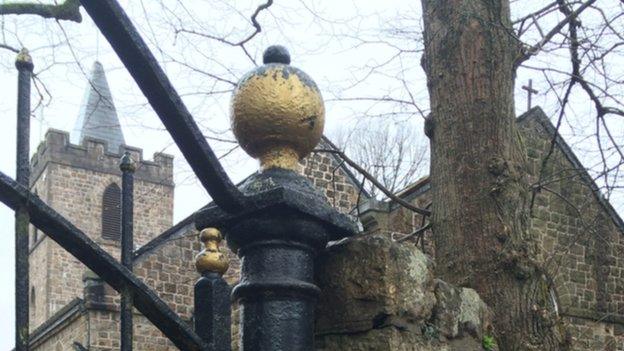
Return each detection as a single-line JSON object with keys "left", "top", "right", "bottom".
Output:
{"left": 0, "top": 0, "right": 81, "bottom": 22}
{"left": 396, "top": 223, "right": 431, "bottom": 243}
{"left": 0, "top": 43, "right": 19, "bottom": 53}
{"left": 314, "top": 148, "right": 431, "bottom": 216}
{"left": 517, "top": 0, "right": 596, "bottom": 64}
{"left": 239, "top": 0, "right": 274, "bottom": 46}
{"left": 174, "top": 0, "right": 273, "bottom": 65}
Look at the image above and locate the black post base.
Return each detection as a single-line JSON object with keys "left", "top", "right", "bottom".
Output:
{"left": 227, "top": 216, "right": 327, "bottom": 351}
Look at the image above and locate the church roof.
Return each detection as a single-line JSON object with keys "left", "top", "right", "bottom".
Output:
{"left": 388, "top": 107, "right": 624, "bottom": 234}
{"left": 71, "top": 61, "right": 125, "bottom": 153}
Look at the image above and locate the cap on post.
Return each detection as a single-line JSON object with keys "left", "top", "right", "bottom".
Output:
{"left": 119, "top": 151, "right": 136, "bottom": 172}
{"left": 230, "top": 45, "right": 325, "bottom": 171}
{"left": 263, "top": 45, "right": 291, "bottom": 64}
{"left": 15, "top": 48, "right": 34, "bottom": 72}
{"left": 195, "top": 228, "right": 229, "bottom": 275}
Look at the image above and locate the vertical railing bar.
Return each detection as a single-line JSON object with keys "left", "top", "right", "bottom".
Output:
{"left": 15, "top": 48, "right": 33, "bottom": 351}
{"left": 0, "top": 170, "right": 207, "bottom": 350}
{"left": 194, "top": 228, "right": 231, "bottom": 351}
{"left": 120, "top": 152, "right": 135, "bottom": 351}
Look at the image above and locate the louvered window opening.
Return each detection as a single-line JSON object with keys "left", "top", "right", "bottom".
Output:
{"left": 102, "top": 183, "right": 121, "bottom": 241}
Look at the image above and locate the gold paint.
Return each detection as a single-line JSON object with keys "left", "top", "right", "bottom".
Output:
{"left": 15, "top": 48, "right": 32, "bottom": 64}
{"left": 195, "top": 228, "right": 229, "bottom": 275}
{"left": 15, "top": 48, "right": 34, "bottom": 71}
{"left": 230, "top": 65, "right": 325, "bottom": 171}
{"left": 259, "top": 146, "right": 299, "bottom": 171}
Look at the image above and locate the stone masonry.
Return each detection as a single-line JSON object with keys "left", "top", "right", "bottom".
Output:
{"left": 28, "top": 129, "right": 175, "bottom": 349}
{"left": 27, "top": 60, "right": 363, "bottom": 350}
{"left": 315, "top": 234, "right": 493, "bottom": 351}
{"left": 359, "top": 107, "right": 624, "bottom": 350}
{"left": 27, "top": 88, "right": 623, "bottom": 349}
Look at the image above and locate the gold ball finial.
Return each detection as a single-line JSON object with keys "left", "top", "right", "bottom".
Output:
{"left": 230, "top": 45, "right": 325, "bottom": 171}
{"left": 195, "top": 228, "right": 229, "bottom": 275}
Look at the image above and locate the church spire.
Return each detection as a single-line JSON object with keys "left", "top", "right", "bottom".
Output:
{"left": 72, "top": 61, "right": 125, "bottom": 153}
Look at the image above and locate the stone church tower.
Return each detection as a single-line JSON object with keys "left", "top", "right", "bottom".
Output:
{"left": 27, "top": 62, "right": 175, "bottom": 345}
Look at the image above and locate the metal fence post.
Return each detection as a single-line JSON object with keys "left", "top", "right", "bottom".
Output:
{"left": 195, "top": 46, "right": 357, "bottom": 351}
{"left": 194, "top": 228, "right": 231, "bottom": 351}
{"left": 120, "top": 152, "right": 136, "bottom": 351}
{"left": 15, "top": 48, "right": 33, "bottom": 351}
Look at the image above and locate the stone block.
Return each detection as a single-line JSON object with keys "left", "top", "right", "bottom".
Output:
{"left": 316, "top": 326, "right": 460, "bottom": 351}
{"left": 316, "top": 234, "right": 435, "bottom": 335}
{"left": 432, "top": 280, "right": 492, "bottom": 340}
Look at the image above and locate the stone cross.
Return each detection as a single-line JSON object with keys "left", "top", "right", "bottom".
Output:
{"left": 522, "top": 79, "right": 538, "bottom": 110}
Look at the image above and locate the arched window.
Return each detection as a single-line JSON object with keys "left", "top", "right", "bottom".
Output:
{"left": 101, "top": 183, "right": 121, "bottom": 241}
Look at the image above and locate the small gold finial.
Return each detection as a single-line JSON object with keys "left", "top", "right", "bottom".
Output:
{"left": 15, "top": 48, "right": 34, "bottom": 71}
{"left": 195, "top": 228, "right": 229, "bottom": 275}
{"left": 230, "top": 45, "right": 325, "bottom": 171}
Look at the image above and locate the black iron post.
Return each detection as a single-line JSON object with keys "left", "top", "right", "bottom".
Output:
{"left": 120, "top": 152, "right": 135, "bottom": 351}
{"left": 227, "top": 210, "right": 327, "bottom": 350}
{"left": 195, "top": 46, "right": 357, "bottom": 351}
{"left": 194, "top": 228, "right": 231, "bottom": 351}
{"left": 15, "top": 48, "right": 33, "bottom": 351}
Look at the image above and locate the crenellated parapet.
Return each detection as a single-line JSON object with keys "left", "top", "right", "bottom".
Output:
{"left": 30, "top": 129, "right": 173, "bottom": 187}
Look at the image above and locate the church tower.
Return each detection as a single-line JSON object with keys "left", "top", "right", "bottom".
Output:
{"left": 27, "top": 62, "right": 175, "bottom": 335}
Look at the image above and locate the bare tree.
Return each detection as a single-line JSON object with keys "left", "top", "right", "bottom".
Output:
{"left": 332, "top": 120, "right": 427, "bottom": 198}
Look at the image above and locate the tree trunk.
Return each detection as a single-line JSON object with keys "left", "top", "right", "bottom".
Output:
{"left": 421, "top": 1, "right": 566, "bottom": 349}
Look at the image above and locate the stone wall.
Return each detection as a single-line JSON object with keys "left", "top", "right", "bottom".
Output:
{"left": 32, "top": 314, "right": 88, "bottom": 351}
{"left": 315, "top": 234, "right": 493, "bottom": 350}
{"left": 299, "top": 137, "right": 363, "bottom": 215}
{"left": 29, "top": 299, "right": 88, "bottom": 350}
{"left": 86, "top": 310, "right": 180, "bottom": 351}
{"left": 519, "top": 110, "right": 624, "bottom": 350}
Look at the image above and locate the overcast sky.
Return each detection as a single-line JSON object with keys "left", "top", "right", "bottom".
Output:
{"left": 0, "top": 1, "right": 622, "bottom": 348}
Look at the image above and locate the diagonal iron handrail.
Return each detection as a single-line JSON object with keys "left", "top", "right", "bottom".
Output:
{"left": 79, "top": 0, "right": 248, "bottom": 213}
{"left": 0, "top": 171, "right": 207, "bottom": 351}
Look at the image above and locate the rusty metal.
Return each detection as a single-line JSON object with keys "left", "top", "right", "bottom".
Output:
{"left": 120, "top": 152, "right": 136, "bottom": 351}
{"left": 15, "top": 48, "right": 33, "bottom": 351}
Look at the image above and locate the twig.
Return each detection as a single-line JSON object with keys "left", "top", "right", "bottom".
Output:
{"left": 0, "top": 43, "right": 19, "bottom": 53}
{"left": 517, "top": 0, "right": 596, "bottom": 64}
{"left": 314, "top": 148, "right": 431, "bottom": 216}
{"left": 396, "top": 223, "right": 431, "bottom": 243}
